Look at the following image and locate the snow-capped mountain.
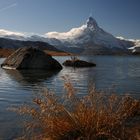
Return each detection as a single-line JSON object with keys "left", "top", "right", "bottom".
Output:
{"left": 45, "top": 17, "right": 135, "bottom": 54}
{"left": 0, "top": 17, "right": 139, "bottom": 54}
{"left": 46, "top": 17, "right": 124, "bottom": 48}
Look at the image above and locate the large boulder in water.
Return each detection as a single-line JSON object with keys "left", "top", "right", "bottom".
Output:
{"left": 1, "top": 47, "right": 62, "bottom": 70}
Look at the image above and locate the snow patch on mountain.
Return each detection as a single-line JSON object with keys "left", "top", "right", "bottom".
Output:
{"left": 117, "top": 36, "right": 140, "bottom": 47}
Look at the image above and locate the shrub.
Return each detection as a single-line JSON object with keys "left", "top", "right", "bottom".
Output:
{"left": 13, "top": 77, "right": 140, "bottom": 140}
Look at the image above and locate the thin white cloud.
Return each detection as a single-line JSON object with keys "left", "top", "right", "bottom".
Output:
{"left": 117, "top": 36, "right": 140, "bottom": 42}
{"left": 45, "top": 25, "right": 87, "bottom": 40}
{"left": 0, "top": 29, "right": 24, "bottom": 36}
{"left": 0, "top": 3, "right": 17, "bottom": 12}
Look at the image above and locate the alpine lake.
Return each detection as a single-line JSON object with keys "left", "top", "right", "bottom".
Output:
{"left": 0, "top": 55, "right": 140, "bottom": 139}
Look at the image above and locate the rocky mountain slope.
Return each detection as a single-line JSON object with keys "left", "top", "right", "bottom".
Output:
{"left": 45, "top": 17, "right": 134, "bottom": 54}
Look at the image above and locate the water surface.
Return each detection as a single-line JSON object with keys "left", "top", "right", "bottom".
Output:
{"left": 0, "top": 56, "right": 140, "bottom": 139}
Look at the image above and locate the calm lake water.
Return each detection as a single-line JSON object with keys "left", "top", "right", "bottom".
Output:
{"left": 0, "top": 55, "right": 140, "bottom": 139}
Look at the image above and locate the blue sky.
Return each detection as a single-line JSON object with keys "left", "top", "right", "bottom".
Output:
{"left": 0, "top": 0, "right": 139, "bottom": 39}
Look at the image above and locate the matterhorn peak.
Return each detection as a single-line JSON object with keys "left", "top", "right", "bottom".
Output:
{"left": 86, "top": 16, "right": 99, "bottom": 30}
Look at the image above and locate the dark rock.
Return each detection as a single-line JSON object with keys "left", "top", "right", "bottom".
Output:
{"left": 132, "top": 47, "right": 140, "bottom": 55}
{"left": 1, "top": 47, "right": 62, "bottom": 70}
{"left": 63, "top": 59, "right": 96, "bottom": 67}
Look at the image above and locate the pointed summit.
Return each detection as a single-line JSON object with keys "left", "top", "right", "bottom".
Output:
{"left": 86, "top": 16, "right": 99, "bottom": 30}
{"left": 46, "top": 15, "right": 134, "bottom": 54}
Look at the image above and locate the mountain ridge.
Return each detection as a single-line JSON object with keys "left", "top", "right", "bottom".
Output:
{"left": 45, "top": 17, "right": 135, "bottom": 54}
{"left": 0, "top": 37, "right": 69, "bottom": 57}
{"left": 0, "top": 16, "right": 139, "bottom": 54}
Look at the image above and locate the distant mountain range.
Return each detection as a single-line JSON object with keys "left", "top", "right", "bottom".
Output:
{"left": 0, "top": 37, "right": 61, "bottom": 52}
{"left": 0, "top": 38, "right": 66, "bottom": 57}
{"left": 0, "top": 17, "right": 139, "bottom": 55}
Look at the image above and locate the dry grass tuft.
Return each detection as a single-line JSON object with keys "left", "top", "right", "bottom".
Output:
{"left": 13, "top": 77, "right": 140, "bottom": 140}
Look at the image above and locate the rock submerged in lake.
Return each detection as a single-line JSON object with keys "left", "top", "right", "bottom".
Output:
{"left": 63, "top": 59, "right": 96, "bottom": 67}
{"left": 1, "top": 47, "right": 62, "bottom": 70}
